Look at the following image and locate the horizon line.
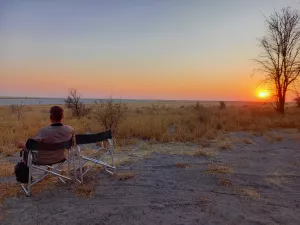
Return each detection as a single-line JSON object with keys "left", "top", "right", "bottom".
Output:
{"left": 0, "top": 95, "right": 272, "bottom": 103}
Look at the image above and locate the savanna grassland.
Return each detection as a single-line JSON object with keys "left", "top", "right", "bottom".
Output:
{"left": 0, "top": 101, "right": 299, "bottom": 156}
{"left": 1, "top": 101, "right": 300, "bottom": 224}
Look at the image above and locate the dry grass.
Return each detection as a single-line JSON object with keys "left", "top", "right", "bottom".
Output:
{"left": 75, "top": 184, "right": 96, "bottom": 198}
{"left": 74, "top": 168, "right": 101, "bottom": 198}
{"left": 0, "top": 162, "right": 14, "bottom": 177}
{"left": 264, "top": 133, "right": 284, "bottom": 143}
{"left": 219, "top": 178, "right": 233, "bottom": 187}
{"left": 176, "top": 162, "right": 190, "bottom": 168}
{"left": 1, "top": 103, "right": 299, "bottom": 158}
{"left": 0, "top": 178, "right": 59, "bottom": 202}
{"left": 31, "top": 177, "right": 59, "bottom": 196}
{"left": 240, "top": 138, "right": 256, "bottom": 145}
{"left": 239, "top": 187, "right": 261, "bottom": 200}
{"left": 265, "top": 171, "right": 288, "bottom": 187}
{"left": 193, "top": 148, "right": 216, "bottom": 157}
{"left": 0, "top": 183, "right": 21, "bottom": 203}
{"left": 217, "top": 138, "right": 234, "bottom": 150}
{"left": 206, "top": 164, "right": 234, "bottom": 174}
{"left": 114, "top": 171, "right": 136, "bottom": 180}
{"left": 197, "top": 195, "right": 215, "bottom": 205}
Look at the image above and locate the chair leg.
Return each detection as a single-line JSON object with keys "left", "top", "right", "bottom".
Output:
{"left": 78, "top": 149, "right": 83, "bottom": 183}
{"left": 27, "top": 152, "right": 33, "bottom": 197}
{"left": 58, "top": 177, "right": 67, "bottom": 183}
{"left": 67, "top": 148, "right": 71, "bottom": 178}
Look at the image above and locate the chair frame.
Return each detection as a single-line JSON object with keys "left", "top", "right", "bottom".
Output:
{"left": 72, "top": 130, "right": 116, "bottom": 183}
{"left": 20, "top": 139, "right": 72, "bottom": 197}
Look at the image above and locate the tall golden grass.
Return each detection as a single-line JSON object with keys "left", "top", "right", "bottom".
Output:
{"left": 0, "top": 102, "right": 299, "bottom": 156}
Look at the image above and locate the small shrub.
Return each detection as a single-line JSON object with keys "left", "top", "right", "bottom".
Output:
{"left": 10, "top": 104, "right": 17, "bottom": 113}
{"left": 192, "top": 101, "right": 204, "bottom": 111}
{"left": 219, "top": 101, "right": 226, "bottom": 110}
{"left": 294, "top": 96, "right": 300, "bottom": 107}
{"left": 94, "top": 98, "right": 127, "bottom": 132}
{"left": 193, "top": 104, "right": 212, "bottom": 123}
{"left": 10, "top": 102, "right": 25, "bottom": 121}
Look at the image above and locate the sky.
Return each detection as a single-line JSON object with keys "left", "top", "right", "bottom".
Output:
{"left": 0, "top": 0, "right": 299, "bottom": 101}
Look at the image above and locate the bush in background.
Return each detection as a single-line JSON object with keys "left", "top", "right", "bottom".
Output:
{"left": 94, "top": 98, "right": 128, "bottom": 133}
{"left": 294, "top": 96, "right": 300, "bottom": 107}
{"left": 65, "top": 88, "right": 92, "bottom": 118}
{"left": 219, "top": 101, "right": 226, "bottom": 110}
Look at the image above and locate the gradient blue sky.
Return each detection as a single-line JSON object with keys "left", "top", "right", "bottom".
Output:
{"left": 1, "top": 0, "right": 299, "bottom": 100}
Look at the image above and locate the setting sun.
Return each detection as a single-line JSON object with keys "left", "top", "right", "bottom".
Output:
{"left": 258, "top": 90, "right": 270, "bottom": 99}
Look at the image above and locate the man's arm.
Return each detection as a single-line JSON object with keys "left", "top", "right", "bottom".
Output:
{"left": 33, "top": 129, "right": 44, "bottom": 141}
{"left": 16, "top": 129, "right": 44, "bottom": 149}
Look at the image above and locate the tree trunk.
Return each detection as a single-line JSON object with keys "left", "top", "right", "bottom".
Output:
{"left": 277, "top": 95, "right": 285, "bottom": 114}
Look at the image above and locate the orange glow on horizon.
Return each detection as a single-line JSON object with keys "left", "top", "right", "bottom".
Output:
{"left": 0, "top": 63, "right": 261, "bottom": 101}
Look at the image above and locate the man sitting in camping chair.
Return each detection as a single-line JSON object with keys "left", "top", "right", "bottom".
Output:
{"left": 18, "top": 106, "right": 74, "bottom": 165}
{"left": 16, "top": 106, "right": 74, "bottom": 196}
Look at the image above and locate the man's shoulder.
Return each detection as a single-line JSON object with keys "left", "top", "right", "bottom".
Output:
{"left": 63, "top": 125, "right": 74, "bottom": 133}
{"left": 39, "top": 125, "right": 74, "bottom": 132}
{"left": 38, "top": 126, "right": 50, "bottom": 132}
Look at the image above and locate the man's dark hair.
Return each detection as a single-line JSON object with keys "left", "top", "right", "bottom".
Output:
{"left": 50, "top": 106, "right": 64, "bottom": 121}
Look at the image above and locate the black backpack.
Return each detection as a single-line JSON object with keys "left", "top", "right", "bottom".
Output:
{"left": 14, "top": 162, "right": 30, "bottom": 183}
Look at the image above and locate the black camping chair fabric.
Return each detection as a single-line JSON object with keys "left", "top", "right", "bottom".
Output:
{"left": 71, "top": 130, "right": 116, "bottom": 183}
{"left": 19, "top": 138, "right": 73, "bottom": 196}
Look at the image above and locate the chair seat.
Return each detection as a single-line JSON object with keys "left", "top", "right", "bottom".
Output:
{"left": 33, "top": 158, "right": 66, "bottom": 166}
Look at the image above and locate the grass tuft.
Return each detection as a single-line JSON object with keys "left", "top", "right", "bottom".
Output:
{"left": 219, "top": 178, "right": 233, "bottom": 187}
{"left": 0, "top": 183, "right": 21, "bottom": 203}
{"left": 264, "top": 133, "right": 284, "bottom": 143}
{"left": 239, "top": 187, "right": 261, "bottom": 199}
{"left": 0, "top": 162, "right": 15, "bottom": 177}
{"left": 206, "top": 164, "right": 234, "bottom": 174}
{"left": 114, "top": 171, "right": 136, "bottom": 181}
{"left": 217, "top": 139, "right": 234, "bottom": 150}
{"left": 176, "top": 163, "right": 190, "bottom": 168}
{"left": 193, "top": 148, "right": 216, "bottom": 157}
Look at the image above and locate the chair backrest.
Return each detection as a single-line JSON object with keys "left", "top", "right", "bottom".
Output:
{"left": 25, "top": 138, "right": 73, "bottom": 165}
{"left": 25, "top": 138, "right": 73, "bottom": 151}
{"left": 75, "top": 130, "right": 112, "bottom": 145}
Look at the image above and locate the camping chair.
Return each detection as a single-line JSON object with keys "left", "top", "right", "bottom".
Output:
{"left": 72, "top": 130, "right": 116, "bottom": 183}
{"left": 20, "top": 138, "right": 73, "bottom": 196}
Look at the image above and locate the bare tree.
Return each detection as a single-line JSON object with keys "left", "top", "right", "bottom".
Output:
{"left": 255, "top": 7, "right": 300, "bottom": 114}
{"left": 65, "top": 88, "right": 91, "bottom": 118}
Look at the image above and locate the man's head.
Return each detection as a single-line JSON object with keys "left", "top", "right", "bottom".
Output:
{"left": 50, "top": 106, "right": 64, "bottom": 123}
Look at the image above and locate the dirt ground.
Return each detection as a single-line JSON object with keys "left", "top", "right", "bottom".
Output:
{"left": 1, "top": 130, "right": 300, "bottom": 225}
